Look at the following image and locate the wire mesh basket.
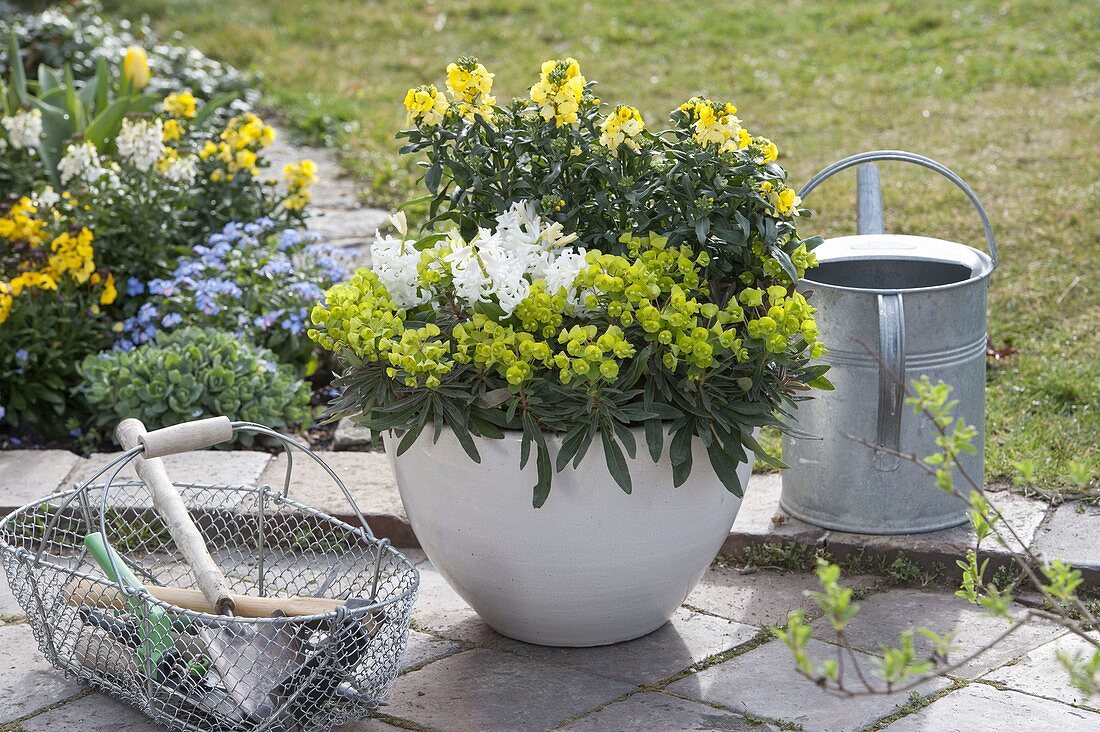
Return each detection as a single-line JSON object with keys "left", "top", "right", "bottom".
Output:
{"left": 0, "top": 420, "right": 419, "bottom": 732}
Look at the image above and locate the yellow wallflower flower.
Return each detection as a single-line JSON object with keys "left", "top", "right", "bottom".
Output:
{"left": 753, "top": 135, "right": 779, "bottom": 163}
{"left": 162, "top": 118, "right": 184, "bottom": 142}
{"left": 599, "top": 105, "right": 645, "bottom": 154}
{"left": 235, "top": 149, "right": 258, "bottom": 175}
{"left": 163, "top": 91, "right": 197, "bottom": 119}
{"left": 530, "top": 58, "right": 587, "bottom": 127}
{"left": 680, "top": 96, "right": 743, "bottom": 152}
{"left": 404, "top": 84, "right": 449, "bottom": 127}
{"left": 446, "top": 56, "right": 496, "bottom": 120}
{"left": 99, "top": 273, "right": 117, "bottom": 305}
{"left": 283, "top": 159, "right": 319, "bottom": 211}
{"left": 0, "top": 197, "right": 46, "bottom": 246}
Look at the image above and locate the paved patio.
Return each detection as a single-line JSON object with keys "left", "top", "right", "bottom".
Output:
{"left": 2, "top": 129, "right": 1097, "bottom": 730}
{"left": 1, "top": 550, "right": 1098, "bottom": 731}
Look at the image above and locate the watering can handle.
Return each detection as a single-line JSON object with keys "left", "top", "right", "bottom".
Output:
{"left": 798, "top": 150, "right": 998, "bottom": 267}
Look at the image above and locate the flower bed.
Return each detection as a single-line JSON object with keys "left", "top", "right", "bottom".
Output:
{"left": 0, "top": 3, "right": 335, "bottom": 448}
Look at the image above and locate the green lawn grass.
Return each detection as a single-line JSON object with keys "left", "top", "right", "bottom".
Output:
{"left": 109, "top": 0, "right": 1099, "bottom": 492}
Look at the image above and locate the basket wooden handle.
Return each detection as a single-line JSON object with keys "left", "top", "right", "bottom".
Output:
{"left": 116, "top": 418, "right": 237, "bottom": 615}
{"left": 139, "top": 416, "right": 234, "bottom": 458}
{"left": 65, "top": 577, "right": 345, "bottom": 618}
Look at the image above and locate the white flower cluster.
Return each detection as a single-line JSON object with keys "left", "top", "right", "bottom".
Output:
{"left": 59, "top": 141, "right": 106, "bottom": 185}
{"left": 370, "top": 212, "right": 430, "bottom": 308}
{"left": 163, "top": 155, "right": 198, "bottom": 185}
{"left": 117, "top": 118, "right": 165, "bottom": 172}
{"left": 1, "top": 109, "right": 43, "bottom": 150}
{"left": 369, "top": 201, "right": 586, "bottom": 316}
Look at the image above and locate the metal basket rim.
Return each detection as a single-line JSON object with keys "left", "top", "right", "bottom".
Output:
{"left": 0, "top": 481, "right": 420, "bottom": 625}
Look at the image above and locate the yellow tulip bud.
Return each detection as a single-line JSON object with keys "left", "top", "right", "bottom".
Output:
{"left": 122, "top": 46, "right": 151, "bottom": 90}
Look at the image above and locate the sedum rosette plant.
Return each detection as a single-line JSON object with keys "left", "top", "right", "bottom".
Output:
{"left": 310, "top": 58, "right": 830, "bottom": 507}
{"left": 79, "top": 327, "right": 312, "bottom": 445}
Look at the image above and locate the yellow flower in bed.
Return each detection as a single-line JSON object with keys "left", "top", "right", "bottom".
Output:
{"left": 530, "top": 58, "right": 587, "bottom": 126}
{"left": 99, "top": 273, "right": 118, "bottom": 305}
{"left": 47, "top": 228, "right": 96, "bottom": 284}
{"left": 162, "top": 118, "right": 184, "bottom": 142}
{"left": 164, "top": 91, "right": 197, "bottom": 119}
{"left": 0, "top": 197, "right": 46, "bottom": 245}
{"left": 283, "top": 160, "right": 319, "bottom": 211}
{"left": 122, "top": 46, "right": 150, "bottom": 90}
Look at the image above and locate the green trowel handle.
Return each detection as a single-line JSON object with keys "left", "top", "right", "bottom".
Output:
{"left": 84, "top": 533, "right": 143, "bottom": 592}
{"left": 83, "top": 532, "right": 173, "bottom": 667}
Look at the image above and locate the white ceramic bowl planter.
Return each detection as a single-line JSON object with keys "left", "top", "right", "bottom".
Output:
{"left": 386, "top": 426, "right": 755, "bottom": 647}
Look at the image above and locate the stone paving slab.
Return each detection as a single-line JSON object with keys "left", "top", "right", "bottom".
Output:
{"left": 1, "top": 557, "right": 1096, "bottom": 731}
{"left": 726, "top": 473, "right": 1052, "bottom": 569}
{"left": 723, "top": 473, "right": 828, "bottom": 550}
{"left": 983, "top": 631, "right": 1100, "bottom": 710}
{"left": 400, "top": 629, "right": 465, "bottom": 672}
{"left": 382, "top": 648, "right": 635, "bottom": 732}
{"left": 64, "top": 450, "right": 273, "bottom": 490}
{"left": 825, "top": 489, "right": 1049, "bottom": 561}
{"left": 1032, "top": 502, "right": 1100, "bottom": 584}
{"left": 307, "top": 207, "right": 391, "bottom": 243}
{"left": 0, "top": 450, "right": 85, "bottom": 508}
{"left": 884, "top": 682, "right": 1100, "bottom": 731}
{"left": 667, "top": 637, "right": 950, "bottom": 731}
{"left": 0, "top": 623, "right": 84, "bottom": 723}
{"left": 0, "top": 566, "right": 21, "bottom": 618}
{"left": 410, "top": 562, "right": 502, "bottom": 646}
{"left": 559, "top": 691, "right": 779, "bottom": 731}
{"left": 257, "top": 450, "right": 413, "bottom": 545}
{"left": 686, "top": 562, "right": 880, "bottom": 627}
{"left": 19, "top": 692, "right": 161, "bottom": 731}
{"left": 812, "top": 588, "right": 1065, "bottom": 679}
{"left": 495, "top": 607, "right": 760, "bottom": 685}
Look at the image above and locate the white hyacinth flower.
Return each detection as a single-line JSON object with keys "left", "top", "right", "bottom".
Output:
{"left": 58, "top": 141, "right": 106, "bottom": 185}
{"left": 370, "top": 229, "right": 428, "bottom": 309}
{"left": 117, "top": 117, "right": 165, "bottom": 172}
{"left": 443, "top": 230, "right": 493, "bottom": 307}
{"left": 543, "top": 247, "right": 588, "bottom": 304}
{"left": 1, "top": 109, "right": 43, "bottom": 150}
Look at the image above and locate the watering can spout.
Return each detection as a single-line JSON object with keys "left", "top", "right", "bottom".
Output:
{"left": 857, "top": 164, "right": 885, "bottom": 236}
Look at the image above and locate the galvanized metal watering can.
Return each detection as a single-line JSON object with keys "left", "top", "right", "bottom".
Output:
{"left": 780, "top": 150, "right": 998, "bottom": 534}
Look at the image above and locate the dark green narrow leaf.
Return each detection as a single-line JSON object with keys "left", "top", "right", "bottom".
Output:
{"left": 644, "top": 418, "right": 664, "bottom": 463}
{"left": 742, "top": 429, "right": 788, "bottom": 469}
{"left": 440, "top": 398, "right": 481, "bottom": 463}
{"left": 9, "top": 33, "right": 27, "bottom": 104}
{"left": 94, "top": 57, "right": 109, "bottom": 112}
{"left": 669, "top": 422, "right": 693, "bottom": 467}
{"left": 532, "top": 442, "right": 552, "bottom": 508}
{"left": 425, "top": 160, "right": 443, "bottom": 193}
{"left": 556, "top": 423, "right": 589, "bottom": 472}
{"left": 601, "top": 429, "right": 632, "bottom": 494}
{"left": 706, "top": 439, "right": 745, "bottom": 497}
{"left": 396, "top": 423, "right": 425, "bottom": 456}
{"left": 672, "top": 450, "right": 692, "bottom": 487}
